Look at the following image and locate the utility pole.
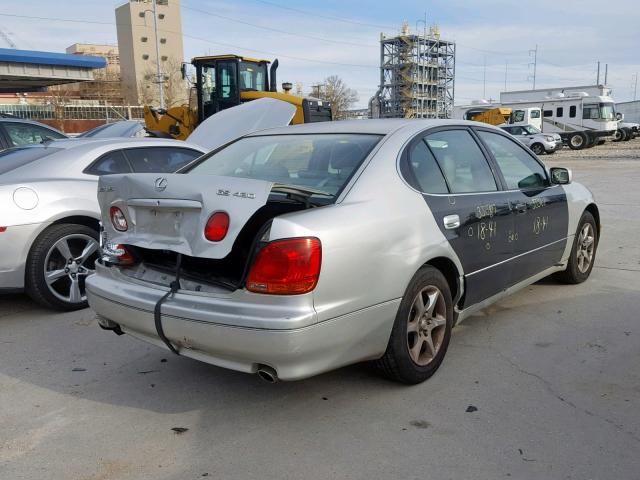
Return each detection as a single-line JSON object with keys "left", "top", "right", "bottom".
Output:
{"left": 596, "top": 61, "right": 600, "bottom": 84}
{"left": 634, "top": 73, "right": 638, "bottom": 101}
{"left": 151, "top": 0, "right": 164, "bottom": 109}
{"left": 504, "top": 60, "right": 508, "bottom": 92}
{"left": 528, "top": 45, "right": 538, "bottom": 89}
{"left": 483, "top": 56, "right": 486, "bottom": 99}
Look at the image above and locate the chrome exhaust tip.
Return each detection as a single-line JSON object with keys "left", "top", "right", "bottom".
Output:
{"left": 256, "top": 365, "right": 278, "bottom": 383}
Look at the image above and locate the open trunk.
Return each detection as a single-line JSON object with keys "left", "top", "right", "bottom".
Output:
{"left": 98, "top": 173, "right": 320, "bottom": 292}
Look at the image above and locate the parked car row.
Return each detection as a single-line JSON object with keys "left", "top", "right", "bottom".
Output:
{"left": 1, "top": 101, "right": 600, "bottom": 384}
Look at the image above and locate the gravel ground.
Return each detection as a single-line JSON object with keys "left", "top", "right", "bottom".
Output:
{"left": 549, "top": 136, "right": 640, "bottom": 160}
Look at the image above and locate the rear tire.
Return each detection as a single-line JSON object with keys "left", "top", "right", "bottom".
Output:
{"left": 376, "top": 266, "right": 453, "bottom": 384}
{"left": 555, "top": 211, "right": 598, "bottom": 284}
{"left": 530, "top": 143, "right": 545, "bottom": 155}
{"left": 25, "top": 224, "right": 100, "bottom": 311}
{"left": 568, "top": 132, "right": 587, "bottom": 150}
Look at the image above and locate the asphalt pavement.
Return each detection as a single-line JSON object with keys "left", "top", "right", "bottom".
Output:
{"left": 1, "top": 146, "right": 639, "bottom": 480}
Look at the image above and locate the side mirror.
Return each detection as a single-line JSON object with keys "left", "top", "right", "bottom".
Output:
{"left": 616, "top": 112, "right": 623, "bottom": 121}
{"left": 550, "top": 167, "right": 572, "bottom": 185}
{"left": 181, "top": 63, "right": 187, "bottom": 81}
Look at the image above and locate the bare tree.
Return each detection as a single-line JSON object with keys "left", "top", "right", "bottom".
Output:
{"left": 138, "top": 56, "right": 188, "bottom": 108}
{"left": 316, "top": 75, "right": 359, "bottom": 120}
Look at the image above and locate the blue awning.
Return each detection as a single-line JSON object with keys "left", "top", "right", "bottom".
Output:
{"left": 0, "top": 48, "right": 107, "bottom": 69}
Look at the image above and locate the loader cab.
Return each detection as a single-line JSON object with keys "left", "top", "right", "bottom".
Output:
{"left": 193, "top": 55, "right": 272, "bottom": 123}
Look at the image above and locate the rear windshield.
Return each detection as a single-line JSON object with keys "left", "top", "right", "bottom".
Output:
{"left": 0, "top": 146, "right": 61, "bottom": 175}
{"left": 185, "top": 134, "right": 382, "bottom": 196}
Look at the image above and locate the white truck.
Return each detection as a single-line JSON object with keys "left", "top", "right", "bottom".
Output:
{"left": 453, "top": 101, "right": 543, "bottom": 130}
{"left": 500, "top": 85, "right": 618, "bottom": 150}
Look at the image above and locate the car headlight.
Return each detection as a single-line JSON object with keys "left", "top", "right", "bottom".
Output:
{"left": 13, "top": 187, "right": 39, "bottom": 210}
{"left": 545, "top": 135, "right": 555, "bottom": 142}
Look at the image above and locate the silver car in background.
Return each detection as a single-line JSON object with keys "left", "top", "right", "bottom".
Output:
{"left": 0, "top": 138, "right": 205, "bottom": 310}
{"left": 87, "top": 119, "right": 600, "bottom": 384}
{"left": 500, "top": 124, "right": 563, "bottom": 154}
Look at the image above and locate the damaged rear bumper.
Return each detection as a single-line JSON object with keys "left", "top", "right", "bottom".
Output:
{"left": 86, "top": 262, "right": 397, "bottom": 381}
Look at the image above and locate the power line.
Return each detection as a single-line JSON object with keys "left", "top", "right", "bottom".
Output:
{"left": 248, "top": 0, "right": 396, "bottom": 30}
{"left": 181, "top": 4, "right": 377, "bottom": 49}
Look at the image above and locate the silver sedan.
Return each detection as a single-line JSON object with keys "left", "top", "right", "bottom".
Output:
{"left": 87, "top": 119, "right": 599, "bottom": 383}
{"left": 0, "top": 138, "right": 205, "bottom": 310}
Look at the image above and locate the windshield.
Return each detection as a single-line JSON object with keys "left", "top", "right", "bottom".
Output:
{"left": 583, "top": 103, "right": 616, "bottom": 120}
{"left": 239, "top": 62, "right": 267, "bottom": 91}
{"left": 186, "top": 134, "right": 382, "bottom": 196}
{"left": 523, "top": 125, "right": 541, "bottom": 134}
{"left": 600, "top": 103, "right": 615, "bottom": 120}
{"left": 0, "top": 146, "right": 61, "bottom": 175}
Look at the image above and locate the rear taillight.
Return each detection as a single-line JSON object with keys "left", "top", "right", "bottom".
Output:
{"left": 110, "top": 206, "right": 128, "bottom": 232}
{"left": 103, "top": 243, "right": 136, "bottom": 266}
{"left": 0, "top": 227, "right": 6, "bottom": 233}
{"left": 204, "top": 211, "right": 229, "bottom": 242}
{"left": 246, "top": 238, "right": 321, "bottom": 295}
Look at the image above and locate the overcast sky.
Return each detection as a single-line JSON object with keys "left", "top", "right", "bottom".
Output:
{"left": 1, "top": 0, "right": 638, "bottom": 107}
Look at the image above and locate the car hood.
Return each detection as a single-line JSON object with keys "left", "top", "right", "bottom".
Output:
{"left": 186, "top": 97, "right": 296, "bottom": 151}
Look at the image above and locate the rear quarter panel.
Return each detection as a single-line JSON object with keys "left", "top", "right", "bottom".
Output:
{"left": 268, "top": 133, "right": 463, "bottom": 323}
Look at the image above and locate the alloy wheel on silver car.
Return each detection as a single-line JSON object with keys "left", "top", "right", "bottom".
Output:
{"left": 576, "top": 223, "right": 595, "bottom": 273}
{"left": 406, "top": 285, "right": 447, "bottom": 366}
{"left": 44, "top": 234, "right": 99, "bottom": 304}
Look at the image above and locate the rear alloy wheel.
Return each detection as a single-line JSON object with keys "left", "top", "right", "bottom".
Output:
{"left": 376, "top": 266, "right": 453, "bottom": 384}
{"left": 530, "top": 143, "right": 545, "bottom": 155}
{"left": 555, "top": 211, "right": 598, "bottom": 284}
{"left": 568, "top": 132, "right": 587, "bottom": 150}
{"left": 26, "top": 224, "right": 100, "bottom": 310}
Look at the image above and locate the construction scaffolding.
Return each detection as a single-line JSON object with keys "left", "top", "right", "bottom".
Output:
{"left": 370, "top": 23, "right": 455, "bottom": 119}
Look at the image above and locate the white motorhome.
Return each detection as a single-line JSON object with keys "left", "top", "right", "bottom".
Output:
{"left": 500, "top": 85, "right": 618, "bottom": 150}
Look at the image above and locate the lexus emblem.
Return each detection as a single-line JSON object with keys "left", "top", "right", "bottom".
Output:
{"left": 154, "top": 177, "right": 168, "bottom": 192}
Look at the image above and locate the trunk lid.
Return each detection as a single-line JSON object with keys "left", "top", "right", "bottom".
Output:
{"left": 98, "top": 173, "right": 274, "bottom": 259}
{"left": 186, "top": 97, "right": 296, "bottom": 151}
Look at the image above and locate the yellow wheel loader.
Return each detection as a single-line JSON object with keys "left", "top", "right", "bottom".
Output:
{"left": 144, "top": 55, "right": 332, "bottom": 140}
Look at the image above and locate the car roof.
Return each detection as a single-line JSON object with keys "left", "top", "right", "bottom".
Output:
{"left": 248, "top": 119, "right": 490, "bottom": 137}
{"left": 16, "top": 137, "right": 201, "bottom": 152}
{"left": 0, "top": 117, "right": 67, "bottom": 134}
{"left": 0, "top": 138, "right": 206, "bottom": 184}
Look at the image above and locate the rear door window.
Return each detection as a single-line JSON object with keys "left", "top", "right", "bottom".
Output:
{"left": 424, "top": 130, "right": 497, "bottom": 193}
{"left": 3, "top": 122, "right": 65, "bottom": 146}
{"left": 477, "top": 130, "right": 548, "bottom": 190}
{"left": 84, "top": 150, "right": 131, "bottom": 175}
{"left": 401, "top": 138, "right": 448, "bottom": 194}
{"left": 124, "top": 147, "right": 202, "bottom": 173}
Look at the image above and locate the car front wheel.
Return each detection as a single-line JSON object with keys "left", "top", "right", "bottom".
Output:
{"left": 555, "top": 211, "right": 598, "bottom": 284}
{"left": 25, "top": 224, "right": 100, "bottom": 310}
{"left": 376, "top": 266, "right": 453, "bottom": 384}
{"left": 530, "top": 143, "right": 545, "bottom": 155}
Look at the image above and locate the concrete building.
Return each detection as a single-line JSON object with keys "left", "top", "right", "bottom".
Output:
{"left": 115, "top": 0, "right": 186, "bottom": 105}
{"left": 61, "top": 43, "right": 124, "bottom": 104}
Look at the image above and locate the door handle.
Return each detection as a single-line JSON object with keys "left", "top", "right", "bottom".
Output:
{"left": 514, "top": 202, "right": 527, "bottom": 213}
{"left": 443, "top": 214, "right": 460, "bottom": 230}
